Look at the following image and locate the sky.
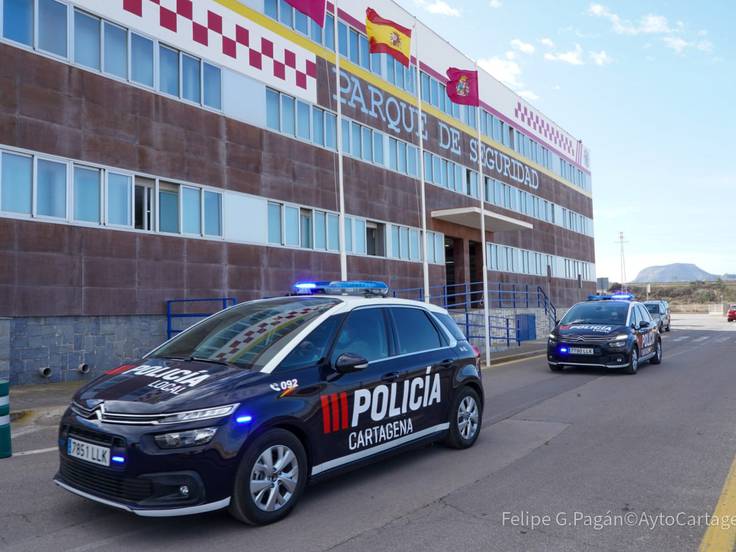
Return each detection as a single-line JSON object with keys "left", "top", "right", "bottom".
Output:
{"left": 396, "top": 0, "right": 736, "bottom": 282}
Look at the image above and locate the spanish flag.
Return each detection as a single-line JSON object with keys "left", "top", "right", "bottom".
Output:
{"left": 365, "top": 8, "right": 412, "bottom": 67}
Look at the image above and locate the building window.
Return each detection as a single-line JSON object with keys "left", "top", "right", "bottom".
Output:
{"left": 74, "top": 10, "right": 101, "bottom": 70}
{"left": 299, "top": 208, "right": 312, "bottom": 248}
{"left": 366, "top": 221, "right": 385, "bottom": 257}
{"left": 159, "top": 45, "right": 180, "bottom": 96}
{"left": 103, "top": 21, "right": 127, "bottom": 79}
{"left": 1, "top": 152, "right": 32, "bottom": 214}
{"left": 354, "top": 218, "right": 366, "bottom": 255}
{"left": 314, "top": 210, "right": 326, "bottom": 250}
{"left": 203, "top": 63, "right": 222, "bottom": 110}
{"left": 267, "top": 202, "right": 282, "bottom": 244}
{"left": 312, "top": 107, "right": 325, "bottom": 146}
{"left": 3, "top": 0, "right": 33, "bottom": 46}
{"left": 182, "top": 54, "right": 201, "bottom": 104}
{"left": 158, "top": 184, "right": 179, "bottom": 233}
{"left": 204, "top": 191, "right": 222, "bottom": 236}
{"left": 38, "top": 0, "right": 67, "bottom": 57}
{"left": 107, "top": 172, "right": 132, "bottom": 226}
{"left": 327, "top": 213, "right": 339, "bottom": 251}
{"left": 281, "top": 94, "right": 295, "bottom": 135}
{"left": 131, "top": 33, "right": 154, "bottom": 87}
{"left": 36, "top": 159, "right": 66, "bottom": 219}
{"left": 297, "top": 100, "right": 311, "bottom": 140}
{"left": 73, "top": 166, "right": 100, "bottom": 223}
{"left": 134, "top": 177, "right": 154, "bottom": 231}
{"left": 284, "top": 205, "right": 299, "bottom": 246}
{"left": 325, "top": 112, "right": 336, "bottom": 149}
{"left": 182, "top": 186, "right": 201, "bottom": 235}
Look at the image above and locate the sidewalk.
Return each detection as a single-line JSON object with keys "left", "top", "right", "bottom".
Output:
{"left": 8, "top": 340, "right": 546, "bottom": 419}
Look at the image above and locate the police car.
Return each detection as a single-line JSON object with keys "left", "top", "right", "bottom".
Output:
{"left": 547, "top": 294, "right": 663, "bottom": 374}
{"left": 54, "top": 281, "right": 483, "bottom": 525}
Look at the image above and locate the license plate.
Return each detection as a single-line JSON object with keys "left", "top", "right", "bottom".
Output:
{"left": 569, "top": 347, "right": 595, "bottom": 355}
{"left": 67, "top": 437, "right": 110, "bottom": 467}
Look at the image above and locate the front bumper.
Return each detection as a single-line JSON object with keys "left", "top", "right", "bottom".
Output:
{"left": 55, "top": 409, "right": 245, "bottom": 516}
{"left": 547, "top": 342, "right": 631, "bottom": 369}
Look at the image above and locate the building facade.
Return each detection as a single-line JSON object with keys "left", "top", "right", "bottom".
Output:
{"left": 0, "top": 0, "right": 595, "bottom": 383}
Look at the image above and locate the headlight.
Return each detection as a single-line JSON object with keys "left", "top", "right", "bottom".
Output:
{"left": 548, "top": 333, "right": 557, "bottom": 341}
{"left": 159, "top": 403, "right": 239, "bottom": 425}
{"left": 154, "top": 427, "right": 218, "bottom": 449}
{"left": 608, "top": 336, "right": 628, "bottom": 348}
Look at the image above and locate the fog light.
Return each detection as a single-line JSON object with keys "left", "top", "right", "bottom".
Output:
{"left": 179, "top": 485, "right": 190, "bottom": 497}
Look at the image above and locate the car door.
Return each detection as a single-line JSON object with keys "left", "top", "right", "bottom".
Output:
{"left": 385, "top": 307, "right": 456, "bottom": 434}
{"left": 636, "top": 304, "right": 656, "bottom": 357}
{"left": 310, "top": 306, "right": 396, "bottom": 473}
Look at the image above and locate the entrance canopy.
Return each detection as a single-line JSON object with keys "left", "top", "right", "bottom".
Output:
{"left": 431, "top": 207, "right": 533, "bottom": 233}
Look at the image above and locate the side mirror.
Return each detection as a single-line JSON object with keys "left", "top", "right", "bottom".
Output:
{"left": 335, "top": 353, "right": 369, "bottom": 373}
{"left": 639, "top": 320, "right": 650, "bottom": 329}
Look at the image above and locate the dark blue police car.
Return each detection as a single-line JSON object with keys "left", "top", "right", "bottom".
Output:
{"left": 54, "top": 281, "right": 483, "bottom": 525}
{"left": 547, "top": 294, "right": 663, "bottom": 374}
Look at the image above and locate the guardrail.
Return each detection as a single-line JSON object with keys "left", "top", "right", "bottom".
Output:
{"left": 166, "top": 297, "right": 237, "bottom": 339}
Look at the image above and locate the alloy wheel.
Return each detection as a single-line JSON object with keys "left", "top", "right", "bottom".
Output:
{"left": 250, "top": 445, "right": 299, "bottom": 512}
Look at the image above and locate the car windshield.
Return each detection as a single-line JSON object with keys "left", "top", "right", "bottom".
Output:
{"left": 560, "top": 302, "right": 629, "bottom": 326}
{"left": 149, "top": 297, "right": 340, "bottom": 369}
{"left": 645, "top": 304, "right": 661, "bottom": 314}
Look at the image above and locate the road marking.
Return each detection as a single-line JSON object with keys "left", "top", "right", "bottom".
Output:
{"left": 713, "top": 336, "right": 731, "bottom": 343}
{"left": 693, "top": 336, "right": 710, "bottom": 342}
{"left": 699, "top": 453, "right": 736, "bottom": 552}
{"left": 671, "top": 336, "right": 689, "bottom": 342}
{"left": 484, "top": 353, "right": 546, "bottom": 370}
{"left": 12, "top": 446, "right": 57, "bottom": 456}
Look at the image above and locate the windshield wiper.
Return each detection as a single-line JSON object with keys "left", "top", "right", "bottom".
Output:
{"left": 188, "top": 356, "right": 230, "bottom": 366}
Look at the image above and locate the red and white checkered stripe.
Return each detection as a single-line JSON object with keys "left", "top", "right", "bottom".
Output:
{"left": 70, "top": 0, "right": 318, "bottom": 102}
{"left": 513, "top": 101, "right": 577, "bottom": 160}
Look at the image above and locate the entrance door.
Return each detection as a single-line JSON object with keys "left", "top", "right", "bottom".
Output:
{"left": 444, "top": 237, "right": 457, "bottom": 307}
{"left": 468, "top": 241, "right": 483, "bottom": 308}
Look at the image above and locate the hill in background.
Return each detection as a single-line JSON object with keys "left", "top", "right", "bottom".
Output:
{"left": 634, "top": 263, "right": 718, "bottom": 283}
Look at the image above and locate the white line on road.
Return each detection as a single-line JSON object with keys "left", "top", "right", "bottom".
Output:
{"left": 713, "top": 336, "right": 731, "bottom": 343}
{"left": 12, "top": 446, "right": 57, "bottom": 456}
{"left": 692, "top": 336, "right": 710, "bottom": 342}
{"left": 671, "top": 336, "right": 689, "bottom": 342}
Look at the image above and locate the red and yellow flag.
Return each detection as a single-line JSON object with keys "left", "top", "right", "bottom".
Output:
{"left": 365, "top": 8, "right": 412, "bottom": 67}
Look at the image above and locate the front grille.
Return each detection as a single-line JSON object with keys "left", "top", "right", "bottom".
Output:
{"left": 72, "top": 401, "right": 173, "bottom": 426}
{"left": 67, "top": 426, "right": 125, "bottom": 448}
{"left": 60, "top": 458, "right": 153, "bottom": 503}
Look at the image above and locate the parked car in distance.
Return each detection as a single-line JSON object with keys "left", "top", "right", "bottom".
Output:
{"left": 644, "top": 301, "right": 670, "bottom": 332}
{"left": 728, "top": 304, "right": 736, "bottom": 322}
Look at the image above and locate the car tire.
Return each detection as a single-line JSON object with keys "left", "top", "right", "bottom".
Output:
{"left": 229, "top": 428, "right": 308, "bottom": 526}
{"left": 444, "top": 387, "right": 482, "bottom": 449}
{"left": 650, "top": 339, "right": 662, "bottom": 365}
{"left": 665, "top": 325, "right": 671, "bottom": 331}
{"left": 623, "top": 346, "right": 639, "bottom": 375}
{"left": 549, "top": 363, "right": 563, "bottom": 372}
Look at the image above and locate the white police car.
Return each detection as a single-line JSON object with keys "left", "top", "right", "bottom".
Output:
{"left": 55, "top": 281, "right": 483, "bottom": 525}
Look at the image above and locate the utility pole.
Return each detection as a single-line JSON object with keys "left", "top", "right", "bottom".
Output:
{"left": 616, "top": 232, "right": 629, "bottom": 292}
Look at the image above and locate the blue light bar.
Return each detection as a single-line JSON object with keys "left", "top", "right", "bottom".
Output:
{"left": 236, "top": 415, "right": 253, "bottom": 424}
{"left": 292, "top": 280, "right": 389, "bottom": 297}
{"left": 587, "top": 294, "right": 635, "bottom": 301}
{"left": 111, "top": 455, "right": 126, "bottom": 464}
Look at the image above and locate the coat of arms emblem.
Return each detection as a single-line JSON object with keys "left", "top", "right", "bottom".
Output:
{"left": 456, "top": 75, "right": 471, "bottom": 97}
{"left": 389, "top": 31, "right": 402, "bottom": 48}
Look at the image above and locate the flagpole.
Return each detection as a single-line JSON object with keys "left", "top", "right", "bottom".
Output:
{"left": 474, "top": 63, "right": 492, "bottom": 368}
{"left": 333, "top": 0, "right": 347, "bottom": 281}
{"left": 412, "top": 25, "right": 430, "bottom": 304}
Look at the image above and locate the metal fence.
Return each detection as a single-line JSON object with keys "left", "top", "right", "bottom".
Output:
{"left": 166, "top": 297, "right": 237, "bottom": 339}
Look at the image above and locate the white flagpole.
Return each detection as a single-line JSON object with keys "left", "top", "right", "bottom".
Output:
{"left": 412, "top": 25, "right": 430, "bottom": 304}
{"left": 474, "top": 63, "right": 492, "bottom": 368}
{"left": 334, "top": 0, "right": 347, "bottom": 281}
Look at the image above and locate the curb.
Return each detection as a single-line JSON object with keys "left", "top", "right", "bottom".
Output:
{"left": 485, "top": 349, "right": 546, "bottom": 368}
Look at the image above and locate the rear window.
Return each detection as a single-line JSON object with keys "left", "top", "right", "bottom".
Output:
{"left": 390, "top": 308, "right": 444, "bottom": 354}
{"left": 645, "top": 303, "right": 661, "bottom": 315}
{"left": 149, "top": 297, "right": 340, "bottom": 369}
{"left": 434, "top": 312, "right": 467, "bottom": 341}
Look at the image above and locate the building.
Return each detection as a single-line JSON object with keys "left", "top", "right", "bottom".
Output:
{"left": 0, "top": 0, "right": 595, "bottom": 383}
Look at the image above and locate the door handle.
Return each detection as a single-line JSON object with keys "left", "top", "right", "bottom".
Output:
{"left": 381, "top": 372, "right": 400, "bottom": 382}
{"left": 439, "top": 359, "right": 454, "bottom": 367}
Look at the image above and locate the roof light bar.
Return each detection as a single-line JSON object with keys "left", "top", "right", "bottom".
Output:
{"left": 587, "top": 294, "right": 635, "bottom": 301}
{"left": 292, "top": 280, "right": 389, "bottom": 297}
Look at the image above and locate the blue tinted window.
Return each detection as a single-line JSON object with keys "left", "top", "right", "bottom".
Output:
{"left": 3, "top": 0, "right": 33, "bottom": 45}
{"left": 388, "top": 138, "right": 397, "bottom": 170}
{"left": 266, "top": 89, "right": 280, "bottom": 130}
{"left": 324, "top": 14, "right": 335, "bottom": 50}
{"left": 348, "top": 29, "right": 359, "bottom": 64}
{"left": 337, "top": 22, "right": 347, "bottom": 56}
{"left": 264, "top": 0, "right": 278, "bottom": 19}
{"left": 325, "top": 112, "right": 336, "bottom": 149}
{"left": 397, "top": 142, "right": 407, "bottom": 174}
{"left": 131, "top": 33, "right": 154, "bottom": 86}
{"left": 204, "top": 191, "right": 221, "bottom": 236}
{"left": 182, "top": 187, "right": 201, "bottom": 234}
{"left": 103, "top": 22, "right": 127, "bottom": 78}
{"left": 327, "top": 213, "right": 339, "bottom": 251}
{"left": 281, "top": 95, "right": 295, "bottom": 135}
{"left": 341, "top": 118, "right": 349, "bottom": 152}
{"left": 278, "top": 0, "right": 292, "bottom": 26}
{"left": 350, "top": 122, "right": 361, "bottom": 157}
{"left": 37, "top": 160, "right": 67, "bottom": 218}
{"left": 310, "top": 20, "right": 322, "bottom": 43}
{"left": 362, "top": 127, "right": 372, "bottom": 162}
{"left": 107, "top": 172, "right": 131, "bottom": 226}
{"left": 182, "top": 54, "right": 201, "bottom": 103}
{"left": 407, "top": 146, "right": 417, "bottom": 177}
{"left": 75, "top": 10, "right": 101, "bottom": 70}
{"left": 1, "top": 152, "right": 32, "bottom": 214}
{"left": 354, "top": 219, "right": 366, "bottom": 254}
{"left": 38, "top": 0, "right": 67, "bottom": 56}
{"left": 73, "top": 166, "right": 100, "bottom": 222}
{"left": 312, "top": 108, "right": 324, "bottom": 146}
{"left": 268, "top": 202, "right": 282, "bottom": 244}
{"left": 296, "top": 101, "right": 310, "bottom": 140}
{"left": 159, "top": 189, "right": 179, "bottom": 233}
{"left": 284, "top": 206, "right": 299, "bottom": 246}
{"left": 314, "top": 210, "right": 326, "bottom": 249}
{"left": 359, "top": 35, "right": 369, "bottom": 69}
{"left": 294, "top": 10, "right": 308, "bottom": 34}
{"left": 159, "top": 46, "right": 179, "bottom": 96}
{"left": 203, "top": 63, "right": 221, "bottom": 109}
{"left": 373, "top": 132, "right": 384, "bottom": 165}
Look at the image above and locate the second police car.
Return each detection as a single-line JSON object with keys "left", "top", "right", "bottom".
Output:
{"left": 547, "top": 294, "right": 663, "bottom": 374}
{"left": 54, "top": 281, "right": 483, "bottom": 525}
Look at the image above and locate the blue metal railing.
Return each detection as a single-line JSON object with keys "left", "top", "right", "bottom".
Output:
{"left": 166, "top": 297, "right": 237, "bottom": 339}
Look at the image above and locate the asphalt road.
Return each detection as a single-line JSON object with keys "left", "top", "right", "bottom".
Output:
{"left": 2, "top": 314, "right": 735, "bottom": 552}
